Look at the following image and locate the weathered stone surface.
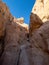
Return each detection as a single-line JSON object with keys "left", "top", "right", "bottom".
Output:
{"left": 32, "top": 0, "right": 49, "bottom": 22}
{"left": 0, "top": 16, "right": 29, "bottom": 65}
{"left": 29, "top": 13, "right": 43, "bottom": 36}
{"left": 14, "top": 17, "right": 24, "bottom": 24}
{"left": 0, "top": 1, "right": 13, "bottom": 58}
{"left": 18, "top": 22, "right": 49, "bottom": 65}
{"left": 0, "top": 1, "right": 13, "bottom": 39}
{"left": 0, "top": 2, "right": 29, "bottom": 64}
{"left": 0, "top": 45, "right": 20, "bottom": 65}
{"left": 0, "top": 20, "right": 21, "bottom": 65}
{"left": 19, "top": 45, "right": 49, "bottom": 65}
{"left": 30, "top": 21, "right": 49, "bottom": 52}
{"left": 0, "top": 0, "right": 49, "bottom": 65}
{"left": 3, "top": 20, "right": 49, "bottom": 65}
{"left": 14, "top": 17, "right": 29, "bottom": 45}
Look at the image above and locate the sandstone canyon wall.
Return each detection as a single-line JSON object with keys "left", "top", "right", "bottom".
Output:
{"left": 0, "top": 0, "right": 49, "bottom": 65}
{"left": 32, "top": 0, "right": 49, "bottom": 22}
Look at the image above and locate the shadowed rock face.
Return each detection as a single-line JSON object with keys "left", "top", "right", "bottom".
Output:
{"left": 0, "top": 0, "right": 49, "bottom": 65}
{"left": 0, "top": 2, "right": 29, "bottom": 64}
{"left": 0, "top": 1, "right": 13, "bottom": 59}
{"left": 29, "top": 13, "right": 43, "bottom": 36}
{"left": 0, "top": 19, "right": 29, "bottom": 65}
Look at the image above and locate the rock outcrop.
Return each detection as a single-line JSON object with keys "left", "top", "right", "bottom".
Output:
{"left": 32, "top": 0, "right": 49, "bottom": 22}
{"left": 0, "top": 1, "right": 13, "bottom": 39}
{"left": 0, "top": 1, "right": 13, "bottom": 58}
{"left": 0, "top": 0, "right": 49, "bottom": 65}
{"left": 29, "top": 13, "right": 43, "bottom": 36}
{"left": 0, "top": 2, "right": 29, "bottom": 64}
{"left": 14, "top": 17, "right": 24, "bottom": 24}
{"left": 30, "top": 0, "right": 49, "bottom": 36}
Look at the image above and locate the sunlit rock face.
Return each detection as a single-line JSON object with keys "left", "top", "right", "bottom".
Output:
{"left": 0, "top": 1, "right": 13, "bottom": 39}
{"left": 0, "top": 1, "right": 13, "bottom": 57}
{"left": 29, "top": 0, "right": 49, "bottom": 36}
{"left": 14, "top": 17, "right": 24, "bottom": 24}
{"left": 32, "top": 0, "right": 49, "bottom": 22}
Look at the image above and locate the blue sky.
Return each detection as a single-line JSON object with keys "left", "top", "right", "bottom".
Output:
{"left": 2, "top": 0, "right": 35, "bottom": 24}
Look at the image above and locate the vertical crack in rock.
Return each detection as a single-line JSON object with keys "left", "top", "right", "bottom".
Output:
{"left": 16, "top": 49, "right": 21, "bottom": 65}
